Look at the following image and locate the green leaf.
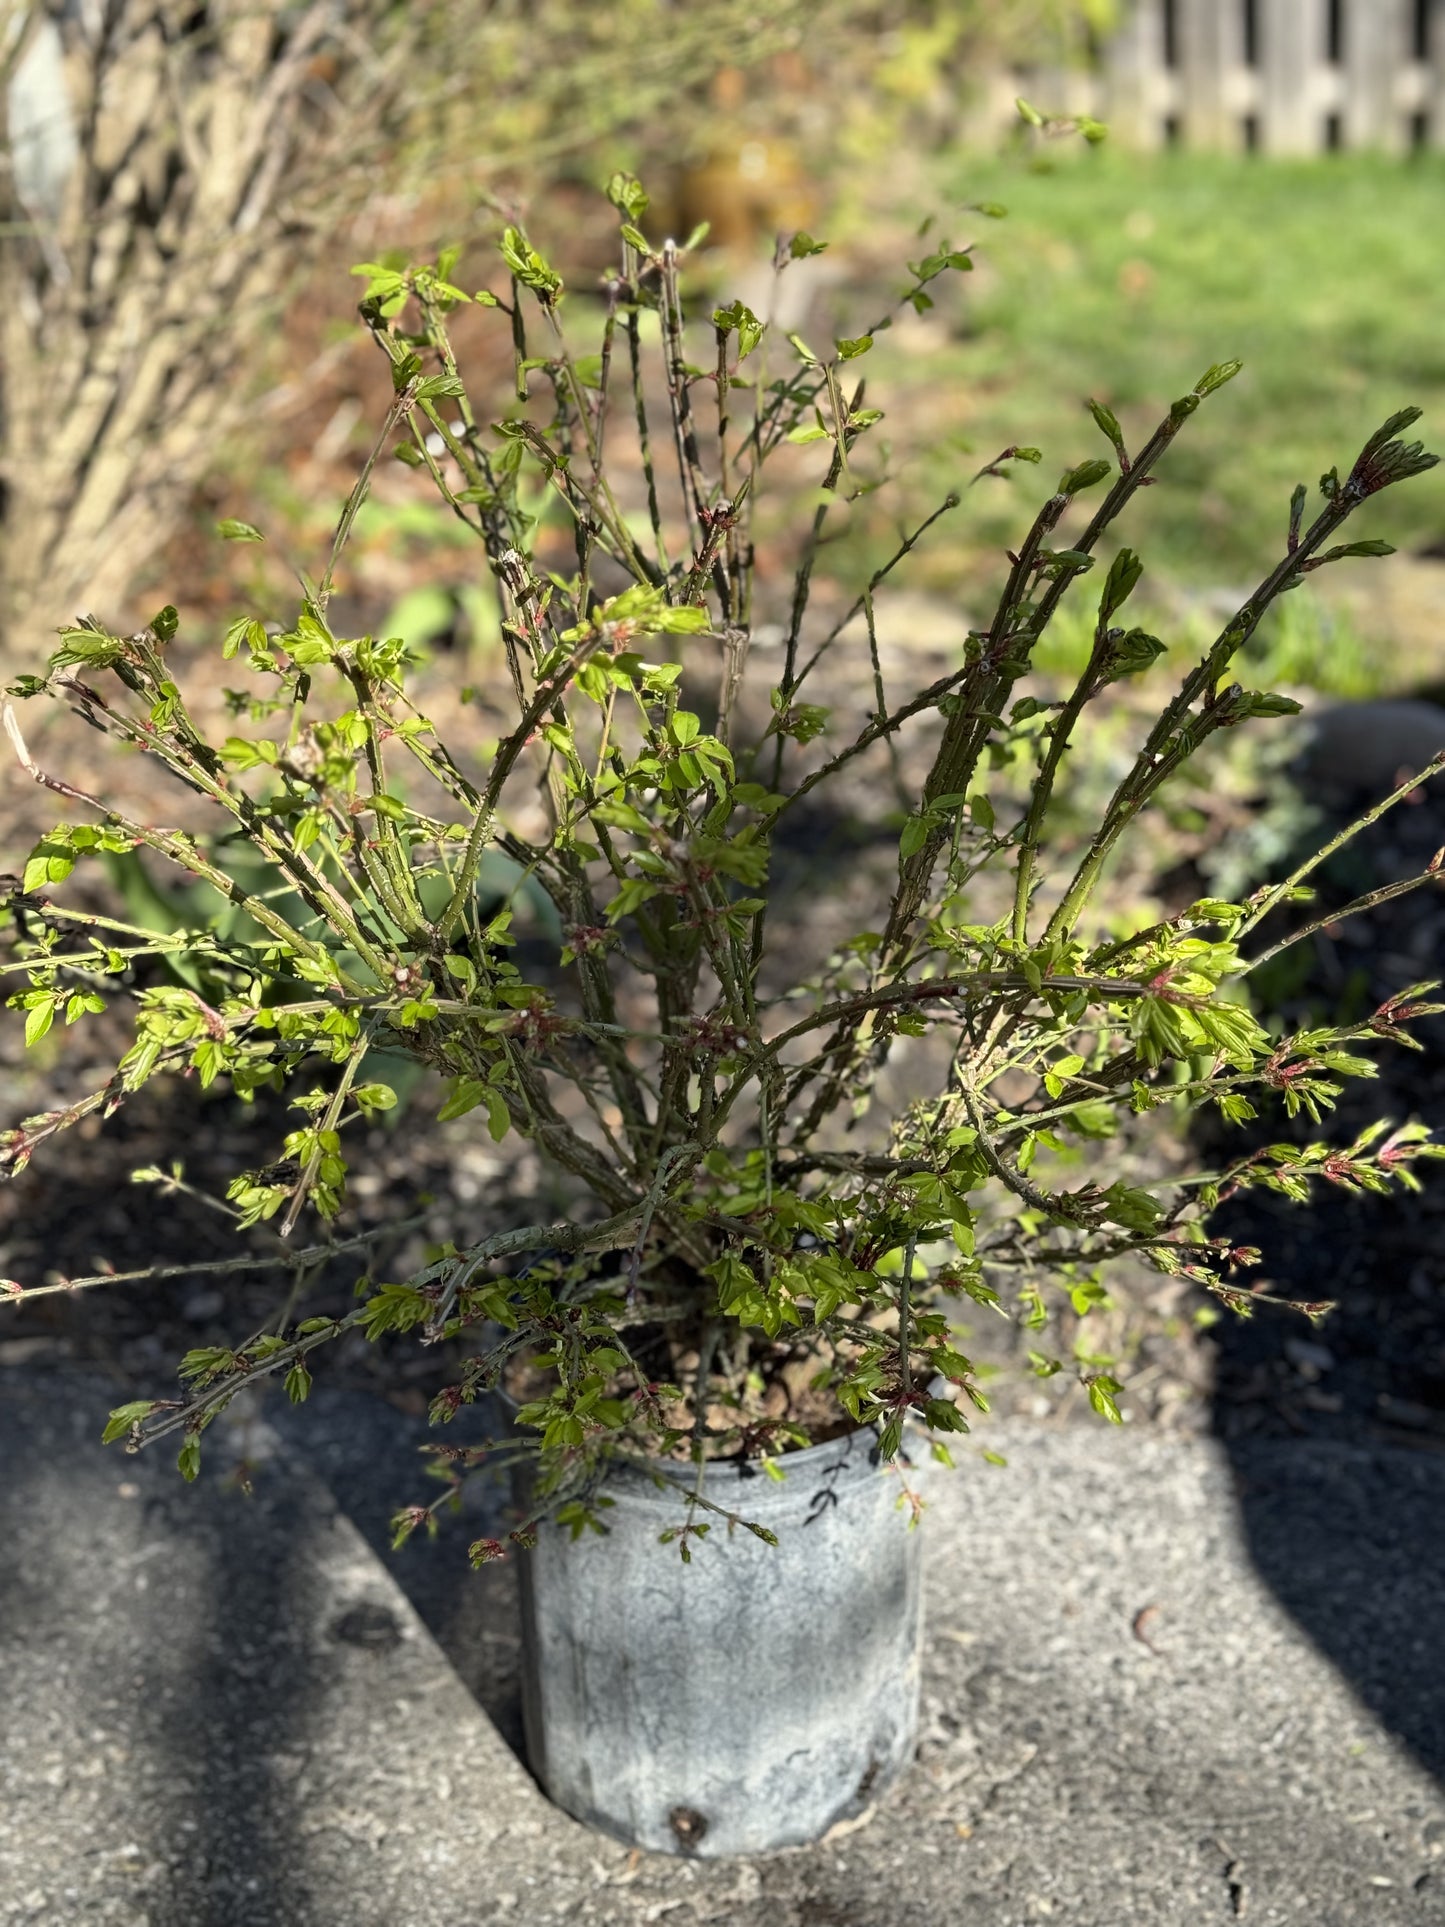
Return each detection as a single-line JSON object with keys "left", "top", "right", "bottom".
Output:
{"left": 1042, "top": 1052, "right": 1086, "bottom": 1099}
{"left": 1099, "top": 625, "right": 1164, "bottom": 684}
{"left": 1015, "top": 97, "right": 1045, "bottom": 126}
{"left": 219, "top": 736, "right": 279, "bottom": 771}
{"left": 500, "top": 225, "right": 562, "bottom": 302}
{"left": 619, "top": 223, "right": 650, "bottom": 253}
{"left": 359, "top": 791, "right": 408, "bottom": 820}
{"left": 1087, "top": 1376, "right": 1124, "bottom": 1424}
{"left": 150, "top": 605, "right": 179, "bottom": 644}
{"left": 1313, "top": 539, "right": 1398, "bottom": 564}
{"left": 24, "top": 999, "right": 56, "bottom": 1047}
{"left": 177, "top": 1436, "right": 202, "bottom": 1482}
{"left": 605, "top": 877, "right": 660, "bottom": 923}
{"left": 484, "top": 1089, "right": 510, "bottom": 1143}
{"left": 414, "top": 373, "right": 466, "bottom": 401}
{"left": 836, "top": 335, "right": 873, "bottom": 360}
{"left": 1195, "top": 359, "right": 1244, "bottom": 397}
{"left": 285, "top": 1362, "right": 312, "bottom": 1404}
{"left": 651, "top": 605, "right": 711, "bottom": 636}
{"left": 22, "top": 841, "right": 75, "bottom": 894}
{"left": 1099, "top": 548, "right": 1143, "bottom": 620}
{"left": 1087, "top": 399, "right": 1123, "bottom": 452}
{"left": 358, "top": 1282, "right": 433, "bottom": 1340}
{"left": 351, "top": 259, "right": 406, "bottom": 294}
{"left": 102, "top": 1401, "right": 158, "bottom": 1445}
{"left": 392, "top": 1506, "right": 435, "bottom": 1550}
{"left": 899, "top": 813, "right": 934, "bottom": 860}
{"left": 222, "top": 616, "right": 270, "bottom": 660}
{"left": 713, "top": 300, "right": 764, "bottom": 358}
{"left": 789, "top": 232, "right": 828, "bottom": 258}
{"left": 438, "top": 1076, "right": 488, "bottom": 1123}
{"left": 216, "top": 519, "right": 264, "bottom": 543}
{"left": 606, "top": 171, "right": 650, "bottom": 223}
{"left": 353, "top": 1083, "right": 398, "bottom": 1117}
{"left": 1058, "top": 458, "right": 1111, "bottom": 497}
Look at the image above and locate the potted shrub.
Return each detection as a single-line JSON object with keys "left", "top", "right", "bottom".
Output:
{"left": 3, "top": 177, "right": 1441, "bottom": 1856}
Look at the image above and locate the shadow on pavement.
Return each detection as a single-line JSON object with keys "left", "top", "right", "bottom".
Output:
{"left": 0, "top": 1373, "right": 316, "bottom": 1925}
{"left": 268, "top": 1383, "right": 529, "bottom": 1763}
{"left": 1214, "top": 1422, "right": 1445, "bottom": 1783}
{"left": 1204, "top": 1043, "right": 1445, "bottom": 1785}
{"left": 0, "top": 1367, "right": 536, "bottom": 1924}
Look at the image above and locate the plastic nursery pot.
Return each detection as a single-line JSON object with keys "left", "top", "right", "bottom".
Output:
{"left": 515, "top": 1426, "right": 925, "bottom": 1857}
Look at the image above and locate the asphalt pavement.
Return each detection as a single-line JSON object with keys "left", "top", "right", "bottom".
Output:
{"left": 1, "top": 1368, "right": 1442, "bottom": 1926}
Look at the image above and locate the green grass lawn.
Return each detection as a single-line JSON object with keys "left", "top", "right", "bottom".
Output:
{"left": 200, "top": 146, "right": 1444, "bottom": 706}
{"left": 871, "top": 147, "right": 1445, "bottom": 599}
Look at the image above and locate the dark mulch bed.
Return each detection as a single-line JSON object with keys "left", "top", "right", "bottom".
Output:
{"left": 4, "top": 709, "right": 1445, "bottom": 1469}
{"left": 1198, "top": 749, "right": 1445, "bottom": 1451}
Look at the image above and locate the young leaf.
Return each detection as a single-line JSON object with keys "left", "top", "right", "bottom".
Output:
{"left": 102, "top": 1401, "right": 159, "bottom": 1445}
{"left": 1058, "top": 458, "right": 1111, "bottom": 497}
{"left": 606, "top": 171, "right": 650, "bottom": 223}
{"left": 1099, "top": 548, "right": 1143, "bottom": 620}
{"left": 1087, "top": 399, "right": 1124, "bottom": 456}
{"left": 1195, "top": 359, "right": 1244, "bottom": 397}
{"left": 1087, "top": 1376, "right": 1124, "bottom": 1424}
{"left": 714, "top": 300, "right": 764, "bottom": 358}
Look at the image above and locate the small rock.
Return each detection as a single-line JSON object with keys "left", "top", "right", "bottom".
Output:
{"left": 1376, "top": 1393, "right": 1445, "bottom": 1434}
{"left": 1283, "top": 1337, "right": 1336, "bottom": 1378}
{"left": 1296, "top": 700, "right": 1445, "bottom": 798}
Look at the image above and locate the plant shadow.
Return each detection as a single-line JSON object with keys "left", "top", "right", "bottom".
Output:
{"left": 1200, "top": 727, "right": 1445, "bottom": 1786}
{"left": 0, "top": 1372, "right": 319, "bottom": 1923}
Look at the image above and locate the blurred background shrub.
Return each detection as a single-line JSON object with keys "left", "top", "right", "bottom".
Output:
{"left": 0, "top": 0, "right": 1441, "bottom": 711}
{"left": 0, "top": 0, "right": 1111, "bottom": 662}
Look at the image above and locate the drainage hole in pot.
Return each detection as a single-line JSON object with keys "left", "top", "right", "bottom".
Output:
{"left": 669, "top": 1805, "right": 708, "bottom": 1851}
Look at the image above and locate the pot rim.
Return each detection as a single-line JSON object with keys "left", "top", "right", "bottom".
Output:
{"left": 496, "top": 1386, "right": 921, "bottom": 1512}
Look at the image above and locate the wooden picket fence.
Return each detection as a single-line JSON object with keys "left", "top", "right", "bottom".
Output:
{"left": 973, "top": 0, "right": 1445, "bottom": 154}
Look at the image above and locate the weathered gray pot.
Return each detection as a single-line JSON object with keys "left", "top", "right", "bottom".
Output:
{"left": 516, "top": 1427, "right": 924, "bottom": 1856}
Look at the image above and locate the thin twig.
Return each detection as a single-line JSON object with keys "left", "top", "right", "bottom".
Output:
{"left": 1241, "top": 865, "right": 1445, "bottom": 973}
{"left": 0, "top": 1217, "right": 428, "bottom": 1306}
